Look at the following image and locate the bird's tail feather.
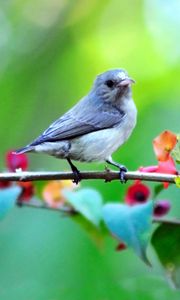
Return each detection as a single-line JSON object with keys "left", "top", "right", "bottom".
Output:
{"left": 15, "top": 145, "right": 34, "bottom": 154}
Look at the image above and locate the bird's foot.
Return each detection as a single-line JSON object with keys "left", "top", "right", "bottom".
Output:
{"left": 104, "top": 166, "right": 111, "bottom": 182}
{"left": 67, "top": 158, "right": 81, "bottom": 185}
{"left": 72, "top": 168, "right": 81, "bottom": 185}
{"left": 105, "top": 158, "right": 128, "bottom": 183}
{"left": 119, "top": 165, "right": 128, "bottom": 183}
{"left": 105, "top": 165, "right": 111, "bottom": 172}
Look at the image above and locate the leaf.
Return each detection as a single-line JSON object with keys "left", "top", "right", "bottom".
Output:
{"left": 152, "top": 223, "right": 180, "bottom": 289}
{"left": 153, "top": 130, "right": 177, "bottom": 161}
{"left": 102, "top": 201, "right": 153, "bottom": 265}
{"left": 42, "top": 180, "right": 76, "bottom": 208}
{"left": 64, "top": 188, "right": 103, "bottom": 226}
{"left": 153, "top": 184, "right": 164, "bottom": 198}
{"left": 172, "top": 137, "right": 180, "bottom": 164}
{"left": 71, "top": 214, "right": 108, "bottom": 247}
{"left": 175, "top": 177, "right": 180, "bottom": 188}
{"left": 34, "top": 180, "right": 46, "bottom": 198}
{"left": 0, "top": 186, "right": 22, "bottom": 220}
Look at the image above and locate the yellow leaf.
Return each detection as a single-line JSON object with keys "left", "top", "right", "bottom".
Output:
{"left": 175, "top": 177, "right": 180, "bottom": 188}
{"left": 42, "top": 180, "right": 77, "bottom": 208}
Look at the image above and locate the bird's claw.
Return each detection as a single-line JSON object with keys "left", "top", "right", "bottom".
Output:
{"left": 119, "top": 165, "right": 128, "bottom": 183}
{"left": 72, "top": 169, "right": 81, "bottom": 185}
{"left": 105, "top": 164, "right": 111, "bottom": 172}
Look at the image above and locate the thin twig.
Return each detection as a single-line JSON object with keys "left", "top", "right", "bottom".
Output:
{"left": 17, "top": 198, "right": 76, "bottom": 215}
{"left": 0, "top": 170, "right": 179, "bottom": 183}
{"left": 17, "top": 200, "right": 180, "bottom": 225}
{"left": 153, "top": 217, "right": 180, "bottom": 225}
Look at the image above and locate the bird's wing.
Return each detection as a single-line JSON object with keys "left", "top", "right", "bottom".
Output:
{"left": 30, "top": 98, "right": 126, "bottom": 146}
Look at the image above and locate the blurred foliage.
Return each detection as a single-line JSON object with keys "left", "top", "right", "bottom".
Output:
{"left": 152, "top": 223, "right": 180, "bottom": 289}
{"left": 0, "top": 0, "right": 180, "bottom": 299}
{"left": 65, "top": 188, "right": 103, "bottom": 226}
{"left": 172, "top": 139, "right": 180, "bottom": 164}
{"left": 103, "top": 201, "right": 153, "bottom": 265}
{"left": 0, "top": 186, "right": 21, "bottom": 220}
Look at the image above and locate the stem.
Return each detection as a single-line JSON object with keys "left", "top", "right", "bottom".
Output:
{"left": 17, "top": 199, "right": 76, "bottom": 214}
{"left": 17, "top": 200, "right": 180, "bottom": 225}
{"left": 153, "top": 217, "right": 180, "bottom": 225}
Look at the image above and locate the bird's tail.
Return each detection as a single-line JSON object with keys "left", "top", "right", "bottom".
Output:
{"left": 15, "top": 145, "right": 34, "bottom": 154}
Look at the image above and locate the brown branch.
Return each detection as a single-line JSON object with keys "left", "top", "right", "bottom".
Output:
{"left": 0, "top": 170, "right": 179, "bottom": 183}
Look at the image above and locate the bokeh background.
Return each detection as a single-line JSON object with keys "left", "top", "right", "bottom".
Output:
{"left": 0, "top": 0, "right": 180, "bottom": 299}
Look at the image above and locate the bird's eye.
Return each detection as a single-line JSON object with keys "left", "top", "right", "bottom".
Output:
{"left": 105, "top": 80, "right": 114, "bottom": 88}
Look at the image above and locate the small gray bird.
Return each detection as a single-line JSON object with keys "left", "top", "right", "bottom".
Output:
{"left": 16, "top": 69, "right": 137, "bottom": 183}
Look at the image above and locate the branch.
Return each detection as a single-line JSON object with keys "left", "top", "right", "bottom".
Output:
{"left": 0, "top": 170, "right": 179, "bottom": 183}
{"left": 17, "top": 199, "right": 76, "bottom": 215}
{"left": 153, "top": 217, "right": 180, "bottom": 225}
{"left": 17, "top": 200, "right": 180, "bottom": 225}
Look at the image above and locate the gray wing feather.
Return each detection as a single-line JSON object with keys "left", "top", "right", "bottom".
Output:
{"left": 30, "top": 96, "right": 126, "bottom": 146}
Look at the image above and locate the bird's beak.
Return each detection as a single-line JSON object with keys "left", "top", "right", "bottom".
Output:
{"left": 118, "top": 78, "right": 135, "bottom": 87}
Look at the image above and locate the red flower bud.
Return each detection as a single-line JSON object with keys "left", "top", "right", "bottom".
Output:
{"left": 156, "top": 157, "right": 178, "bottom": 188}
{"left": 116, "top": 242, "right": 127, "bottom": 251}
{"left": 0, "top": 181, "right": 11, "bottom": 189}
{"left": 125, "top": 180, "right": 150, "bottom": 206}
{"left": 139, "top": 156, "right": 177, "bottom": 189}
{"left": 6, "top": 151, "right": 28, "bottom": 172}
{"left": 18, "top": 182, "right": 34, "bottom": 202}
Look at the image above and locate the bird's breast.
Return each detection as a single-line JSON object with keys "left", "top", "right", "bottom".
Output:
{"left": 69, "top": 100, "right": 137, "bottom": 162}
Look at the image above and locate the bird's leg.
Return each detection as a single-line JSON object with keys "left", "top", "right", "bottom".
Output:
{"left": 67, "top": 158, "right": 81, "bottom": 185}
{"left": 105, "top": 156, "right": 127, "bottom": 183}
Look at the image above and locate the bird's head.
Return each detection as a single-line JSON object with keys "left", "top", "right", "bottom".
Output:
{"left": 92, "top": 69, "right": 135, "bottom": 102}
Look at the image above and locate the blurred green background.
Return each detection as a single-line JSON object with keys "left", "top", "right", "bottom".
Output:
{"left": 0, "top": 0, "right": 180, "bottom": 299}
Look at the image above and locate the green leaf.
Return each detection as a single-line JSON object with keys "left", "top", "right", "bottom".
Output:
{"left": 102, "top": 201, "right": 153, "bottom": 265}
{"left": 153, "top": 184, "right": 164, "bottom": 198}
{"left": 0, "top": 186, "right": 22, "bottom": 220}
{"left": 172, "top": 138, "right": 180, "bottom": 164}
{"left": 175, "top": 177, "right": 180, "bottom": 188}
{"left": 64, "top": 188, "right": 103, "bottom": 226}
{"left": 71, "top": 214, "right": 108, "bottom": 247}
{"left": 34, "top": 180, "right": 47, "bottom": 199}
{"left": 152, "top": 222, "right": 180, "bottom": 289}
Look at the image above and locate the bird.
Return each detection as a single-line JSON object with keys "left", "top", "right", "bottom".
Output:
{"left": 16, "top": 69, "right": 137, "bottom": 184}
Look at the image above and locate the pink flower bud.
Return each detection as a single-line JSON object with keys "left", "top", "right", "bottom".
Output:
{"left": 153, "top": 200, "right": 171, "bottom": 217}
